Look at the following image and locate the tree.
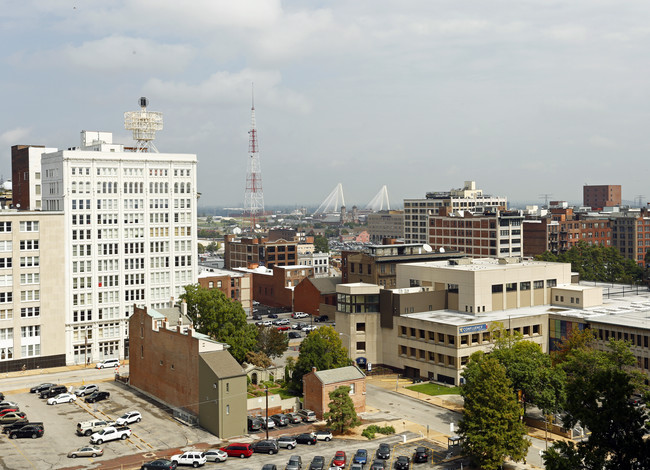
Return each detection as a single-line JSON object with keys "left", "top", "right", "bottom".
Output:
{"left": 314, "top": 235, "right": 329, "bottom": 253}
{"left": 256, "top": 326, "right": 289, "bottom": 359}
{"left": 245, "top": 350, "right": 272, "bottom": 369}
{"left": 323, "top": 385, "right": 361, "bottom": 433}
{"left": 180, "top": 284, "right": 258, "bottom": 363}
{"left": 206, "top": 241, "right": 218, "bottom": 254}
{"left": 545, "top": 339, "right": 650, "bottom": 469}
{"left": 197, "top": 243, "right": 206, "bottom": 254}
{"left": 291, "top": 326, "right": 350, "bottom": 392}
{"left": 459, "top": 352, "right": 531, "bottom": 470}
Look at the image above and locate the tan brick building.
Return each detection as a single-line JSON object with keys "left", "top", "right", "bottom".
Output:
{"left": 198, "top": 268, "right": 253, "bottom": 315}
{"left": 303, "top": 365, "right": 366, "bottom": 419}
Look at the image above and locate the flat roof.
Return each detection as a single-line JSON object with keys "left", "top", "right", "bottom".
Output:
{"left": 402, "top": 258, "right": 565, "bottom": 273}
{"left": 198, "top": 267, "right": 246, "bottom": 278}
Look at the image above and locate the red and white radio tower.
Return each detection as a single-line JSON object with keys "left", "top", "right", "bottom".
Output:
{"left": 244, "top": 85, "right": 265, "bottom": 231}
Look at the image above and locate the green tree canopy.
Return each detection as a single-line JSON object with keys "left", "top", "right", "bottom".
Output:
{"left": 314, "top": 235, "right": 329, "bottom": 253}
{"left": 256, "top": 326, "right": 289, "bottom": 359}
{"left": 291, "top": 325, "right": 350, "bottom": 392}
{"left": 323, "top": 385, "right": 361, "bottom": 433}
{"left": 459, "top": 352, "right": 531, "bottom": 470}
{"left": 245, "top": 350, "right": 272, "bottom": 369}
{"left": 535, "top": 242, "right": 643, "bottom": 284}
{"left": 180, "top": 284, "right": 258, "bottom": 363}
{"left": 544, "top": 339, "right": 650, "bottom": 469}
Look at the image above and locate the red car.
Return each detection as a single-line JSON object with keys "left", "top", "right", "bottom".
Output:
{"left": 276, "top": 326, "right": 290, "bottom": 331}
{"left": 333, "top": 451, "right": 347, "bottom": 467}
{"left": 220, "top": 443, "right": 253, "bottom": 458}
{"left": 0, "top": 408, "right": 19, "bottom": 417}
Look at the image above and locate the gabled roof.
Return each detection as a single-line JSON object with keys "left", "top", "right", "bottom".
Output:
{"left": 200, "top": 350, "right": 245, "bottom": 379}
{"left": 308, "top": 276, "right": 342, "bottom": 294}
{"left": 313, "top": 365, "right": 365, "bottom": 385}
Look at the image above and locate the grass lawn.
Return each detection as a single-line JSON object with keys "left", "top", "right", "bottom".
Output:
{"left": 405, "top": 382, "right": 460, "bottom": 395}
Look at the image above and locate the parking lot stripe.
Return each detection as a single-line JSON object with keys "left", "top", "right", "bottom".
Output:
{"left": 5, "top": 434, "right": 37, "bottom": 469}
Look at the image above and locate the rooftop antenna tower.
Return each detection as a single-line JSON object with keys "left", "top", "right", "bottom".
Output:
{"left": 539, "top": 193, "right": 552, "bottom": 209}
{"left": 244, "top": 84, "right": 265, "bottom": 231}
{"left": 124, "top": 97, "right": 163, "bottom": 152}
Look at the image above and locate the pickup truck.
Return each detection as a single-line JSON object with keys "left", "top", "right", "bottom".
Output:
{"left": 76, "top": 419, "right": 114, "bottom": 437}
{"left": 90, "top": 426, "right": 131, "bottom": 444}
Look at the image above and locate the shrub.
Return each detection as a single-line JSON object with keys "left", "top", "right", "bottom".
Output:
{"left": 361, "top": 424, "right": 395, "bottom": 440}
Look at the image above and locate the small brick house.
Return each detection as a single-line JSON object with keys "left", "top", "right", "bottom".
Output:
{"left": 303, "top": 365, "right": 366, "bottom": 419}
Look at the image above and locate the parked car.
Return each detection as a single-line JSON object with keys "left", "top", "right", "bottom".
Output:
{"left": 77, "top": 419, "right": 115, "bottom": 436}
{"left": 268, "top": 313, "right": 279, "bottom": 319}
{"left": 30, "top": 383, "right": 55, "bottom": 394}
{"left": 220, "top": 443, "right": 254, "bottom": 458}
{"left": 204, "top": 449, "right": 228, "bottom": 462}
{"left": 370, "top": 460, "right": 386, "bottom": 470}
{"left": 309, "top": 456, "right": 325, "bottom": 470}
{"left": 412, "top": 447, "right": 429, "bottom": 463}
{"left": 376, "top": 443, "right": 391, "bottom": 459}
{"left": 394, "top": 456, "right": 410, "bottom": 470}
{"left": 278, "top": 436, "right": 297, "bottom": 449}
{"left": 260, "top": 417, "right": 276, "bottom": 429}
{"left": 3, "top": 420, "right": 36, "bottom": 434}
{"left": 351, "top": 465, "right": 363, "bottom": 470}
{"left": 171, "top": 451, "right": 207, "bottom": 467}
{"left": 85, "top": 391, "right": 111, "bottom": 403}
{"left": 9, "top": 424, "right": 44, "bottom": 439}
{"left": 262, "top": 465, "right": 277, "bottom": 470}
{"left": 314, "top": 429, "right": 333, "bottom": 441}
{"left": 292, "top": 322, "right": 307, "bottom": 330}
{"left": 271, "top": 414, "right": 289, "bottom": 426}
{"left": 0, "top": 400, "right": 19, "bottom": 408}
{"left": 314, "top": 315, "right": 329, "bottom": 322}
{"left": 302, "top": 325, "right": 317, "bottom": 332}
{"left": 252, "top": 439, "right": 279, "bottom": 455}
{"left": 74, "top": 384, "right": 99, "bottom": 397}
{"left": 297, "top": 409, "right": 317, "bottom": 422}
{"left": 353, "top": 449, "right": 368, "bottom": 465}
{"left": 288, "top": 332, "right": 301, "bottom": 339}
{"left": 247, "top": 416, "right": 262, "bottom": 432}
{"left": 276, "top": 326, "right": 291, "bottom": 331}
{"left": 141, "top": 459, "right": 178, "bottom": 470}
{"left": 48, "top": 393, "right": 77, "bottom": 405}
{"left": 0, "top": 408, "right": 19, "bottom": 416}
{"left": 332, "top": 451, "right": 346, "bottom": 467}
{"left": 116, "top": 411, "right": 142, "bottom": 425}
{"left": 96, "top": 358, "right": 120, "bottom": 369}
{"left": 295, "top": 433, "right": 317, "bottom": 445}
{"left": 286, "top": 455, "right": 303, "bottom": 470}
{"left": 0, "top": 412, "right": 27, "bottom": 424}
{"left": 286, "top": 412, "right": 302, "bottom": 424}
{"left": 39, "top": 384, "right": 68, "bottom": 399}
{"left": 252, "top": 314, "right": 262, "bottom": 321}
{"left": 68, "top": 445, "right": 104, "bottom": 458}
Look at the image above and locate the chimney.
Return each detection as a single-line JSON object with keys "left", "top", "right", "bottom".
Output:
{"left": 311, "top": 367, "right": 317, "bottom": 373}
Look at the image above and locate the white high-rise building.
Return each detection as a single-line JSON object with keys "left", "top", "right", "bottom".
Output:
{"left": 41, "top": 131, "right": 197, "bottom": 364}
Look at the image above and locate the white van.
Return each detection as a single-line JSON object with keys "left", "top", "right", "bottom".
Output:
{"left": 96, "top": 358, "right": 120, "bottom": 369}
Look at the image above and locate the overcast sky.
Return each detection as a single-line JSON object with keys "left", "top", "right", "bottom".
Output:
{"left": 1, "top": 1, "right": 649, "bottom": 209}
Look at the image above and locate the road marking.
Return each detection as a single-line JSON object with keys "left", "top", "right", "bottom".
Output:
{"left": 4, "top": 433, "right": 38, "bottom": 469}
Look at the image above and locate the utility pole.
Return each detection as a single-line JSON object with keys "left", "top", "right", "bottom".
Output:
{"left": 265, "top": 386, "right": 269, "bottom": 440}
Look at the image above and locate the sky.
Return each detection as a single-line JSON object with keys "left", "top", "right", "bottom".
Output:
{"left": 1, "top": 1, "right": 649, "bottom": 209}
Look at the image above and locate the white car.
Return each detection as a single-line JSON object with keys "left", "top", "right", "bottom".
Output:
{"left": 74, "top": 384, "right": 99, "bottom": 396}
{"left": 0, "top": 401, "right": 18, "bottom": 408}
{"left": 96, "top": 358, "right": 120, "bottom": 369}
{"left": 47, "top": 393, "right": 77, "bottom": 405}
{"left": 205, "top": 449, "right": 228, "bottom": 462}
{"left": 171, "top": 451, "right": 207, "bottom": 467}
{"left": 115, "top": 411, "right": 141, "bottom": 425}
{"left": 260, "top": 417, "right": 276, "bottom": 429}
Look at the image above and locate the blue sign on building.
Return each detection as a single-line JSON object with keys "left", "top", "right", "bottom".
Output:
{"left": 458, "top": 324, "right": 488, "bottom": 334}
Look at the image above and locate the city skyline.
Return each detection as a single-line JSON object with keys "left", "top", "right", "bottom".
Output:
{"left": 1, "top": 1, "right": 649, "bottom": 207}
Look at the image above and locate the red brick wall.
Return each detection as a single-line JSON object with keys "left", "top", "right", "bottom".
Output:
{"left": 294, "top": 278, "right": 322, "bottom": 315}
{"left": 129, "top": 306, "right": 200, "bottom": 415}
{"left": 303, "top": 371, "right": 366, "bottom": 419}
{"left": 11, "top": 145, "right": 31, "bottom": 210}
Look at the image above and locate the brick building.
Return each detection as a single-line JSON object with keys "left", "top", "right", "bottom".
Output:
{"left": 583, "top": 184, "right": 621, "bottom": 210}
{"left": 197, "top": 268, "right": 253, "bottom": 315}
{"left": 224, "top": 235, "right": 298, "bottom": 270}
{"left": 610, "top": 208, "right": 650, "bottom": 265}
{"left": 129, "top": 305, "right": 247, "bottom": 438}
{"left": 367, "top": 210, "right": 404, "bottom": 244}
{"left": 11, "top": 144, "right": 56, "bottom": 211}
{"left": 303, "top": 365, "right": 366, "bottom": 419}
{"left": 294, "top": 276, "right": 341, "bottom": 317}
{"left": 237, "top": 265, "right": 314, "bottom": 308}
{"left": 427, "top": 209, "right": 524, "bottom": 258}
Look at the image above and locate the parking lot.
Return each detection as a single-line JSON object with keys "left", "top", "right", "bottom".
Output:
{"left": 0, "top": 380, "right": 219, "bottom": 469}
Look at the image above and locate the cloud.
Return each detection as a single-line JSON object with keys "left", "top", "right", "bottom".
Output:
{"left": 0, "top": 128, "right": 30, "bottom": 146}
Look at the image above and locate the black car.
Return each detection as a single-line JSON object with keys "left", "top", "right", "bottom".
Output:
{"left": 376, "top": 443, "right": 391, "bottom": 459}
{"left": 141, "top": 459, "right": 178, "bottom": 470}
{"left": 262, "top": 465, "right": 277, "bottom": 470}
{"left": 247, "top": 416, "right": 262, "bottom": 432}
{"left": 85, "top": 391, "right": 110, "bottom": 403}
{"left": 30, "top": 383, "right": 55, "bottom": 394}
{"left": 314, "top": 315, "right": 329, "bottom": 322}
{"left": 268, "top": 313, "right": 279, "bottom": 319}
{"left": 288, "top": 332, "right": 301, "bottom": 339}
{"left": 9, "top": 424, "right": 44, "bottom": 439}
{"left": 39, "top": 385, "right": 67, "bottom": 399}
{"left": 3, "top": 421, "right": 39, "bottom": 434}
{"left": 394, "top": 456, "right": 410, "bottom": 470}
{"left": 309, "top": 456, "right": 325, "bottom": 470}
{"left": 252, "top": 314, "right": 262, "bottom": 321}
{"left": 295, "top": 433, "right": 317, "bottom": 445}
{"left": 252, "top": 439, "right": 279, "bottom": 455}
{"left": 412, "top": 447, "right": 429, "bottom": 463}
{"left": 370, "top": 460, "right": 386, "bottom": 470}
{"left": 0, "top": 391, "right": 4, "bottom": 400}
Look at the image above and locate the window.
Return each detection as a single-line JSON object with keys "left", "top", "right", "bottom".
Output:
{"left": 505, "top": 283, "right": 517, "bottom": 292}
{"left": 20, "top": 240, "right": 39, "bottom": 250}
{"left": 356, "top": 341, "right": 366, "bottom": 351}
{"left": 492, "top": 284, "right": 503, "bottom": 293}
{"left": 356, "top": 322, "right": 366, "bottom": 332}
{"left": 20, "top": 307, "right": 39, "bottom": 318}
{"left": 520, "top": 281, "right": 530, "bottom": 291}
{"left": 0, "top": 222, "right": 11, "bottom": 232}
{"left": 20, "top": 221, "right": 39, "bottom": 232}
{"left": 349, "top": 383, "right": 356, "bottom": 395}
{"left": 533, "top": 280, "right": 544, "bottom": 289}
{"left": 0, "top": 292, "right": 12, "bottom": 303}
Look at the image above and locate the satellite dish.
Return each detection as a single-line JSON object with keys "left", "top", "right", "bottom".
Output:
{"left": 233, "top": 227, "right": 242, "bottom": 235}
{"left": 439, "top": 247, "right": 445, "bottom": 253}
{"left": 255, "top": 224, "right": 261, "bottom": 229}
{"left": 422, "top": 244, "right": 433, "bottom": 253}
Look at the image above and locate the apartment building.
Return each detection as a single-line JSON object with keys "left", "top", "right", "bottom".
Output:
{"left": 427, "top": 209, "right": 524, "bottom": 258}
{"left": 367, "top": 211, "right": 404, "bottom": 244}
{"left": 197, "top": 268, "right": 253, "bottom": 315}
{"left": 0, "top": 211, "right": 65, "bottom": 372}
{"left": 609, "top": 209, "right": 650, "bottom": 266}
{"left": 39, "top": 131, "right": 197, "bottom": 364}
{"left": 583, "top": 184, "right": 621, "bottom": 210}
{"left": 404, "top": 181, "right": 507, "bottom": 243}
{"left": 11, "top": 145, "right": 57, "bottom": 210}
{"left": 224, "top": 235, "right": 298, "bottom": 270}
